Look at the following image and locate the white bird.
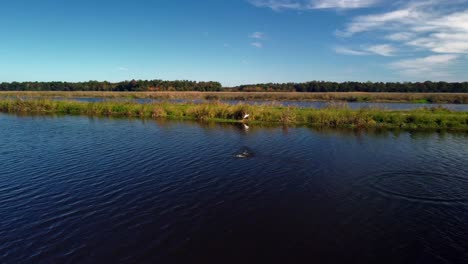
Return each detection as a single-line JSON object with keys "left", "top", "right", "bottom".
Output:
{"left": 243, "top": 113, "right": 250, "bottom": 119}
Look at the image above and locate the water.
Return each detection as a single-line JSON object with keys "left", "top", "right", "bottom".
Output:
{"left": 1, "top": 114, "right": 468, "bottom": 263}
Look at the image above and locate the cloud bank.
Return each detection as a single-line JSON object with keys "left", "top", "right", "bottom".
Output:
{"left": 250, "top": 0, "right": 468, "bottom": 80}
{"left": 248, "top": 0, "right": 380, "bottom": 11}
{"left": 338, "top": 0, "right": 468, "bottom": 78}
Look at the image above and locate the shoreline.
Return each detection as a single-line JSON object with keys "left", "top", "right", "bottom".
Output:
{"left": 1, "top": 99, "right": 467, "bottom": 131}
{"left": 1, "top": 91, "right": 467, "bottom": 104}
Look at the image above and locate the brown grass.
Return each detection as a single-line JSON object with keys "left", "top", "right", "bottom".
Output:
{"left": 0, "top": 91, "right": 467, "bottom": 104}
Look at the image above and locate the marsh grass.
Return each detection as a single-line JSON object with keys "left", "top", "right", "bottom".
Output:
{"left": 1, "top": 91, "right": 467, "bottom": 104}
{"left": 1, "top": 99, "right": 467, "bottom": 130}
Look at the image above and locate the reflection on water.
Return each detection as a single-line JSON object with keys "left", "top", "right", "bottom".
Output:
{"left": 0, "top": 114, "right": 467, "bottom": 263}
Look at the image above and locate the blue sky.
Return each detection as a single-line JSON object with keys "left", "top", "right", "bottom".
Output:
{"left": 0, "top": 0, "right": 467, "bottom": 86}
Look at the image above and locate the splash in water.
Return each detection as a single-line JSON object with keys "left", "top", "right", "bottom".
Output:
{"left": 235, "top": 147, "right": 255, "bottom": 159}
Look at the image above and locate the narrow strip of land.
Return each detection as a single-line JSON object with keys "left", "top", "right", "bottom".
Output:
{"left": 1, "top": 91, "right": 467, "bottom": 104}
{"left": 1, "top": 99, "right": 467, "bottom": 130}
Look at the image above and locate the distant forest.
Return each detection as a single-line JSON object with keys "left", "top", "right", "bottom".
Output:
{"left": 0, "top": 80, "right": 468, "bottom": 93}
{"left": 0, "top": 80, "right": 222, "bottom": 92}
{"left": 232, "top": 81, "right": 468, "bottom": 93}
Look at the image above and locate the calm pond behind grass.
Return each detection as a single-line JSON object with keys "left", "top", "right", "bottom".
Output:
{"left": 8, "top": 96, "right": 468, "bottom": 111}
{"left": 0, "top": 114, "right": 468, "bottom": 263}
{"left": 1, "top": 91, "right": 467, "bottom": 104}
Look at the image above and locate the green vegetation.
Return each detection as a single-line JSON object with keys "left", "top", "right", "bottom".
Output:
{"left": 233, "top": 81, "right": 468, "bottom": 93}
{"left": 1, "top": 99, "right": 467, "bottom": 130}
{"left": 412, "top": 99, "right": 431, "bottom": 104}
{"left": 0, "top": 80, "right": 222, "bottom": 92}
{"left": 1, "top": 91, "right": 467, "bottom": 104}
{"left": 1, "top": 80, "right": 468, "bottom": 93}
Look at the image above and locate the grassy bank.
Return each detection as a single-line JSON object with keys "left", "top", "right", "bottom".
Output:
{"left": 1, "top": 99, "right": 467, "bottom": 130}
{"left": 1, "top": 91, "right": 467, "bottom": 104}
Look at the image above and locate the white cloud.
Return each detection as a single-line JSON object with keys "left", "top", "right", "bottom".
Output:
{"left": 366, "top": 44, "right": 396, "bottom": 56}
{"left": 334, "top": 44, "right": 396, "bottom": 56}
{"left": 249, "top": 32, "right": 266, "bottom": 39}
{"left": 340, "top": 1, "right": 468, "bottom": 55}
{"left": 334, "top": 46, "right": 369, "bottom": 55}
{"left": 248, "top": 0, "right": 380, "bottom": 11}
{"left": 251, "top": 0, "right": 468, "bottom": 80}
{"left": 249, "top": 32, "right": 266, "bottom": 49}
{"left": 390, "top": 54, "right": 459, "bottom": 77}
{"left": 248, "top": 0, "right": 301, "bottom": 11}
{"left": 385, "top": 32, "right": 414, "bottom": 41}
{"left": 311, "top": 0, "right": 379, "bottom": 9}
{"left": 340, "top": 9, "right": 423, "bottom": 36}
{"left": 407, "top": 36, "right": 468, "bottom": 54}
{"left": 251, "top": 42, "right": 263, "bottom": 48}
{"left": 335, "top": 0, "right": 468, "bottom": 79}
{"left": 427, "top": 10, "right": 468, "bottom": 32}
{"left": 404, "top": 10, "right": 468, "bottom": 54}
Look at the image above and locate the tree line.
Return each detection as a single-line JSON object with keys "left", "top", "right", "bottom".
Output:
{"left": 0, "top": 80, "right": 222, "bottom": 92}
{"left": 231, "top": 81, "right": 468, "bottom": 93}
{"left": 0, "top": 80, "right": 467, "bottom": 93}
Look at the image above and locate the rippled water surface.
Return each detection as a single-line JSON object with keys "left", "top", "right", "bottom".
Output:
{"left": 1, "top": 114, "right": 468, "bottom": 263}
